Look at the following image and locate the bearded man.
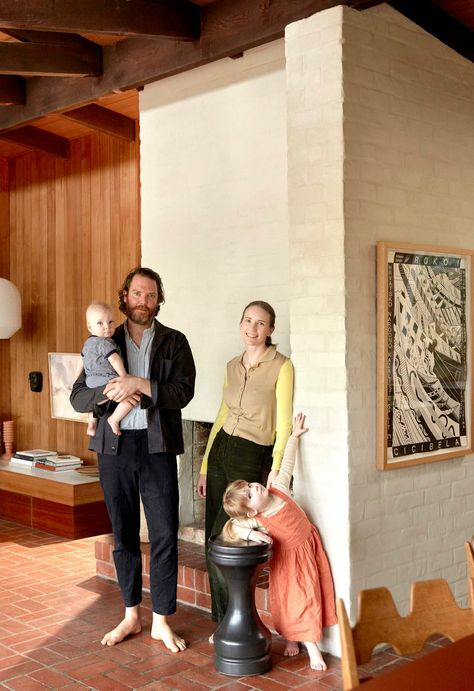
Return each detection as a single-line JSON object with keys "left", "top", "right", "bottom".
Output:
{"left": 71, "top": 267, "right": 196, "bottom": 651}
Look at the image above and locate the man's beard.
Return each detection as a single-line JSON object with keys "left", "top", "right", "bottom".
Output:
{"left": 126, "top": 305, "right": 154, "bottom": 326}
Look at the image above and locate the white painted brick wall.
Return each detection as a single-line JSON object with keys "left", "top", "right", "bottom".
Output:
{"left": 139, "top": 42, "right": 290, "bottom": 422}
{"left": 343, "top": 3, "right": 474, "bottom": 616}
{"left": 286, "top": 6, "right": 349, "bottom": 655}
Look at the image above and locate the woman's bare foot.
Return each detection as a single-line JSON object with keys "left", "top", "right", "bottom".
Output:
{"left": 107, "top": 417, "right": 121, "bottom": 435}
{"left": 283, "top": 640, "right": 300, "bottom": 657}
{"left": 151, "top": 613, "right": 186, "bottom": 653}
{"left": 101, "top": 608, "right": 141, "bottom": 646}
{"left": 304, "top": 641, "right": 327, "bottom": 671}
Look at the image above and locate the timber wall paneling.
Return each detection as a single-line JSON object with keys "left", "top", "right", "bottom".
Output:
{"left": 4, "top": 128, "right": 140, "bottom": 462}
{"left": 0, "top": 158, "right": 10, "bottom": 421}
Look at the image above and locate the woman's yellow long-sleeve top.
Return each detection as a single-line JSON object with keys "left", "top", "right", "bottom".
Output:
{"left": 200, "top": 346, "right": 293, "bottom": 474}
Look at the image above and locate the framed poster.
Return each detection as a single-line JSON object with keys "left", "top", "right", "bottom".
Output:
{"left": 377, "top": 242, "right": 473, "bottom": 470}
{"left": 48, "top": 352, "right": 88, "bottom": 423}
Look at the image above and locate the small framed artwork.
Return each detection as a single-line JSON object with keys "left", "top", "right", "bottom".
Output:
{"left": 48, "top": 352, "right": 88, "bottom": 423}
{"left": 377, "top": 242, "right": 473, "bottom": 470}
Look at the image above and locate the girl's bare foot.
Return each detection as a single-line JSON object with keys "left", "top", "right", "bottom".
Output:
{"left": 283, "top": 640, "right": 300, "bottom": 656}
{"left": 107, "top": 417, "right": 121, "bottom": 435}
{"left": 151, "top": 613, "right": 186, "bottom": 653}
{"left": 101, "top": 609, "right": 141, "bottom": 646}
{"left": 304, "top": 641, "right": 327, "bottom": 671}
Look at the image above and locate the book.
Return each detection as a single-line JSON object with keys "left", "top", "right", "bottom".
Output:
{"left": 14, "top": 449, "right": 58, "bottom": 461}
{"left": 35, "top": 462, "right": 82, "bottom": 472}
{"left": 10, "top": 455, "right": 38, "bottom": 466}
{"left": 39, "top": 455, "right": 82, "bottom": 467}
{"left": 54, "top": 455, "right": 81, "bottom": 463}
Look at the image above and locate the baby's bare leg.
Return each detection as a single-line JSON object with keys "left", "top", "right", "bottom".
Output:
{"left": 87, "top": 412, "right": 97, "bottom": 437}
{"left": 101, "top": 605, "right": 142, "bottom": 646}
{"left": 107, "top": 400, "right": 134, "bottom": 436}
{"left": 304, "top": 641, "right": 327, "bottom": 671}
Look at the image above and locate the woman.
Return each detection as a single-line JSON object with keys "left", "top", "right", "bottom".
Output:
{"left": 197, "top": 300, "right": 294, "bottom": 622}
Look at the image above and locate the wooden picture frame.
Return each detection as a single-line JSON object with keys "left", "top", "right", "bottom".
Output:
{"left": 377, "top": 242, "right": 473, "bottom": 470}
{"left": 48, "top": 352, "right": 88, "bottom": 423}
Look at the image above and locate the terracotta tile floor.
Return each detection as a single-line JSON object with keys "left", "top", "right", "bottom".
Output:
{"left": 0, "top": 518, "right": 449, "bottom": 690}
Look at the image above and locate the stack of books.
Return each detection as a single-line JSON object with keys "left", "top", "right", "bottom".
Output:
{"left": 10, "top": 449, "right": 58, "bottom": 467}
{"left": 35, "top": 455, "right": 83, "bottom": 472}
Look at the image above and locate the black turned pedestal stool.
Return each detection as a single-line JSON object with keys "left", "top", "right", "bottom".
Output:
{"left": 208, "top": 535, "right": 272, "bottom": 676}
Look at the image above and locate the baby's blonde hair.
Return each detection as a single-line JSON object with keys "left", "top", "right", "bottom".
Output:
{"left": 86, "top": 301, "right": 113, "bottom": 323}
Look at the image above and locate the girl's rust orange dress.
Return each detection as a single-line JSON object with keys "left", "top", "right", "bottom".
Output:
{"left": 257, "top": 486, "right": 337, "bottom": 642}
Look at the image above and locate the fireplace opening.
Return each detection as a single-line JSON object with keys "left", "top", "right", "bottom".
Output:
{"left": 177, "top": 420, "right": 211, "bottom": 544}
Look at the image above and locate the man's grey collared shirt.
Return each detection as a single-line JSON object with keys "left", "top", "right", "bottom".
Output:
{"left": 120, "top": 321, "right": 155, "bottom": 429}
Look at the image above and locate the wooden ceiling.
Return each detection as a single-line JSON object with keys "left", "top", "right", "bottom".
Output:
{"left": 0, "top": 0, "right": 472, "bottom": 160}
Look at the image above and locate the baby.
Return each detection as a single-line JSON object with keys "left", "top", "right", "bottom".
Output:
{"left": 80, "top": 301, "right": 135, "bottom": 436}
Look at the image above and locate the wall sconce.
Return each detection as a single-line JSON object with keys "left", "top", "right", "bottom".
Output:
{"left": 0, "top": 278, "right": 21, "bottom": 338}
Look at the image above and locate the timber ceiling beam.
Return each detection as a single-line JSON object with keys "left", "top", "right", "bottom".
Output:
{"left": 0, "top": 29, "right": 97, "bottom": 47}
{"left": 0, "top": 125, "right": 70, "bottom": 158}
{"left": 62, "top": 104, "right": 136, "bottom": 141}
{"left": 0, "top": 0, "right": 200, "bottom": 41}
{"left": 388, "top": 0, "right": 474, "bottom": 63}
{"left": 0, "top": 41, "right": 102, "bottom": 77}
{"left": 0, "top": 0, "right": 356, "bottom": 130}
{"left": 0, "top": 0, "right": 471, "bottom": 132}
{"left": 0, "top": 76, "right": 26, "bottom": 106}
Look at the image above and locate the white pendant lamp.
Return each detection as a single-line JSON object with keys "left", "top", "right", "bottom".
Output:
{"left": 0, "top": 278, "right": 21, "bottom": 338}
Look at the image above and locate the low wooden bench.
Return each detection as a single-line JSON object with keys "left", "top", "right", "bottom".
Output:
{"left": 0, "top": 460, "right": 111, "bottom": 539}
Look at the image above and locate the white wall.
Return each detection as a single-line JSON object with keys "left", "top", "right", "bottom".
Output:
{"left": 138, "top": 2, "right": 474, "bottom": 656}
{"left": 140, "top": 42, "right": 290, "bottom": 422}
{"left": 342, "top": 4, "right": 474, "bottom": 613}
{"left": 285, "top": 6, "right": 350, "bottom": 654}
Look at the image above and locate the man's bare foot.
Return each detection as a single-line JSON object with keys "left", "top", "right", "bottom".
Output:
{"left": 151, "top": 613, "right": 186, "bottom": 653}
{"left": 304, "top": 641, "right": 327, "bottom": 671}
{"left": 283, "top": 640, "right": 300, "bottom": 657}
{"left": 107, "top": 417, "right": 121, "bottom": 436}
{"left": 101, "top": 611, "right": 141, "bottom": 646}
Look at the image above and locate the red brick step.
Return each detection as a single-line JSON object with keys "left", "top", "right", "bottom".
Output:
{"left": 95, "top": 535, "right": 273, "bottom": 629}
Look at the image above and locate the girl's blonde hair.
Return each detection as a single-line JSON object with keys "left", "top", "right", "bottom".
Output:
{"left": 223, "top": 480, "right": 250, "bottom": 518}
{"left": 221, "top": 480, "right": 251, "bottom": 543}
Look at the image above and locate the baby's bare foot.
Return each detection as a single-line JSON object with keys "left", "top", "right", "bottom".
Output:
{"left": 283, "top": 640, "right": 299, "bottom": 657}
{"left": 304, "top": 641, "right": 327, "bottom": 671}
{"left": 107, "top": 418, "right": 121, "bottom": 436}
{"left": 86, "top": 422, "right": 96, "bottom": 437}
{"left": 101, "top": 617, "right": 141, "bottom": 646}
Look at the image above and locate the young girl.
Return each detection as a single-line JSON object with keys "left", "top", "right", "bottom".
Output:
{"left": 222, "top": 413, "right": 337, "bottom": 671}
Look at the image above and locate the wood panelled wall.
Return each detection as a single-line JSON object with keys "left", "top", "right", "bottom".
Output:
{"left": 0, "top": 159, "right": 10, "bottom": 422}
{"left": 1, "top": 132, "right": 140, "bottom": 462}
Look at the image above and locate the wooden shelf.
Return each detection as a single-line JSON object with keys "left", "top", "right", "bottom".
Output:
{"left": 0, "top": 461, "right": 111, "bottom": 539}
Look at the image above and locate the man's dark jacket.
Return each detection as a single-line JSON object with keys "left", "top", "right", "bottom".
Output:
{"left": 70, "top": 319, "right": 196, "bottom": 456}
